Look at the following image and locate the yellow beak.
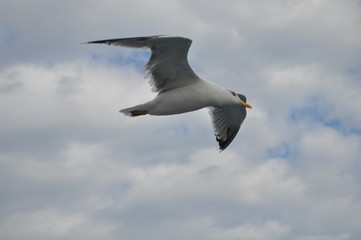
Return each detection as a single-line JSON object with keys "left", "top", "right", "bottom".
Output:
{"left": 240, "top": 100, "right": 252, "bottom": 109}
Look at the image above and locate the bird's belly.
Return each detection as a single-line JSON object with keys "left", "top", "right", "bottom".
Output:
{"left": 148, "top": 88, "right": 212, "bottom": 115}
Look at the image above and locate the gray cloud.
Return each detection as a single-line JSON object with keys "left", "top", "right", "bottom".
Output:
{"left": 1, "top": 0, "right": 361, "bottom": 239}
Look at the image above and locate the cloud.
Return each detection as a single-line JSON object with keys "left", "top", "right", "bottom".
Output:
{"left": 1, "top": 0, "right": 361, "bottom": 239}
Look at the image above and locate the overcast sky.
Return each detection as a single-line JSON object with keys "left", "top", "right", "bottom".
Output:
{"left": 1, "top": 0, "right": 361, "bottom": 239}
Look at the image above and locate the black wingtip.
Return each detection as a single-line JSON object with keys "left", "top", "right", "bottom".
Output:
{"left": 81, "top": 41, "right": 105, "bottom": 45}
{"left": 82, "top": 40, "right": 111, "bottom": 45}
{"left": 216, "top": 137, "right": 228, "bottom": 152}
{"left": 216, "top": 128, "right": 240, "bottom": 152}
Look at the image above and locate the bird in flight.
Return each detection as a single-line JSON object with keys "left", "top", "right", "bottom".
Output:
{"left": 84, "top": 35, "right": 252, "bottom": 151}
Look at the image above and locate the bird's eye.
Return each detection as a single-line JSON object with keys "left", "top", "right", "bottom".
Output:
{"left": 230, "top": 91, "right": 237, "bottom": 96}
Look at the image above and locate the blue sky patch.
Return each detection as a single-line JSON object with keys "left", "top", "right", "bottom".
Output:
{"left": 266, "top": 142, "right": 292, "bottom": 159}
{"left": 108, "top": 50, "right": 150, "bottom": 69}
{"left": 1, "top": 27, "right": 18, "bottom": 44}
{"left": 289, "top": 96, "right": 343, "bottom": 131}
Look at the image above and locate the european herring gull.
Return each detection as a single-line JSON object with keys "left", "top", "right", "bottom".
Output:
{"left": 84, "top": 35, "right": 252, "bottom": 151}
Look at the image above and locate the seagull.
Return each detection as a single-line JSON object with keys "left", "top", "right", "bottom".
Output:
{"left": 84, "top": 35, "right": 252, "bottom": 151}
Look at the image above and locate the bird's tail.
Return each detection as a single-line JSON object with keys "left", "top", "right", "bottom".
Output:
{"left": 119, "top": 104, "right": 149, "bottom": 117}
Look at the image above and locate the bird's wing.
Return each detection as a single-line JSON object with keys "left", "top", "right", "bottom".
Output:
{"left": 85, "top": 35, "right": 200, "bottom": 93}
{"left": 208, "top": 105, "right": 247, "bottom": 151}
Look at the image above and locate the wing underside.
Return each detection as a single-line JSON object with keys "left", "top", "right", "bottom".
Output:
{"left": 209, "top": 105, "right": 247, "bottom": 151}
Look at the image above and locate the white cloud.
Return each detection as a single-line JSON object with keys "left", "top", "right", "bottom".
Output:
{"left": 0, "top": 208, "right": 120, "bottom": 240}
{"left": 1, "top": 0, "right": 361, "bottom": 239}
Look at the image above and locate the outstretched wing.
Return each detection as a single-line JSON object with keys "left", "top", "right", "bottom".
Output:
{"left": 208, "top": 105, "right": 247, "bottom": 151}
{"left": 85, "top": 35, "right": 200, "bottom": 93}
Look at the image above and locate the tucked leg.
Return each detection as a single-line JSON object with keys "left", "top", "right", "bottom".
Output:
{"left": 130, "top": 110, "right": 148, "bottom": 117}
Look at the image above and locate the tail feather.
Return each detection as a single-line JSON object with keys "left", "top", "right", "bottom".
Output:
{"left": 119, "top": 107, "right": 134, "bottom": 116}
{"left": 119, "top": 104, "right": 149, "bottom": 117}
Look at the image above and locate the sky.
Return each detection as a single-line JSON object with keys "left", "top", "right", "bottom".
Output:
{"left": 1, "top": 0, "right": 361, "bottom": 239}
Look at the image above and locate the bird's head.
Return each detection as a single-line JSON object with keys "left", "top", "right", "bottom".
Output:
{"left": 230, "top": 91, "right": 252, "bottom": 109}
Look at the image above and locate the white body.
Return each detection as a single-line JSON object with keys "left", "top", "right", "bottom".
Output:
{"left": 134, "top": 79, "right": 238, "bottom": 115}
